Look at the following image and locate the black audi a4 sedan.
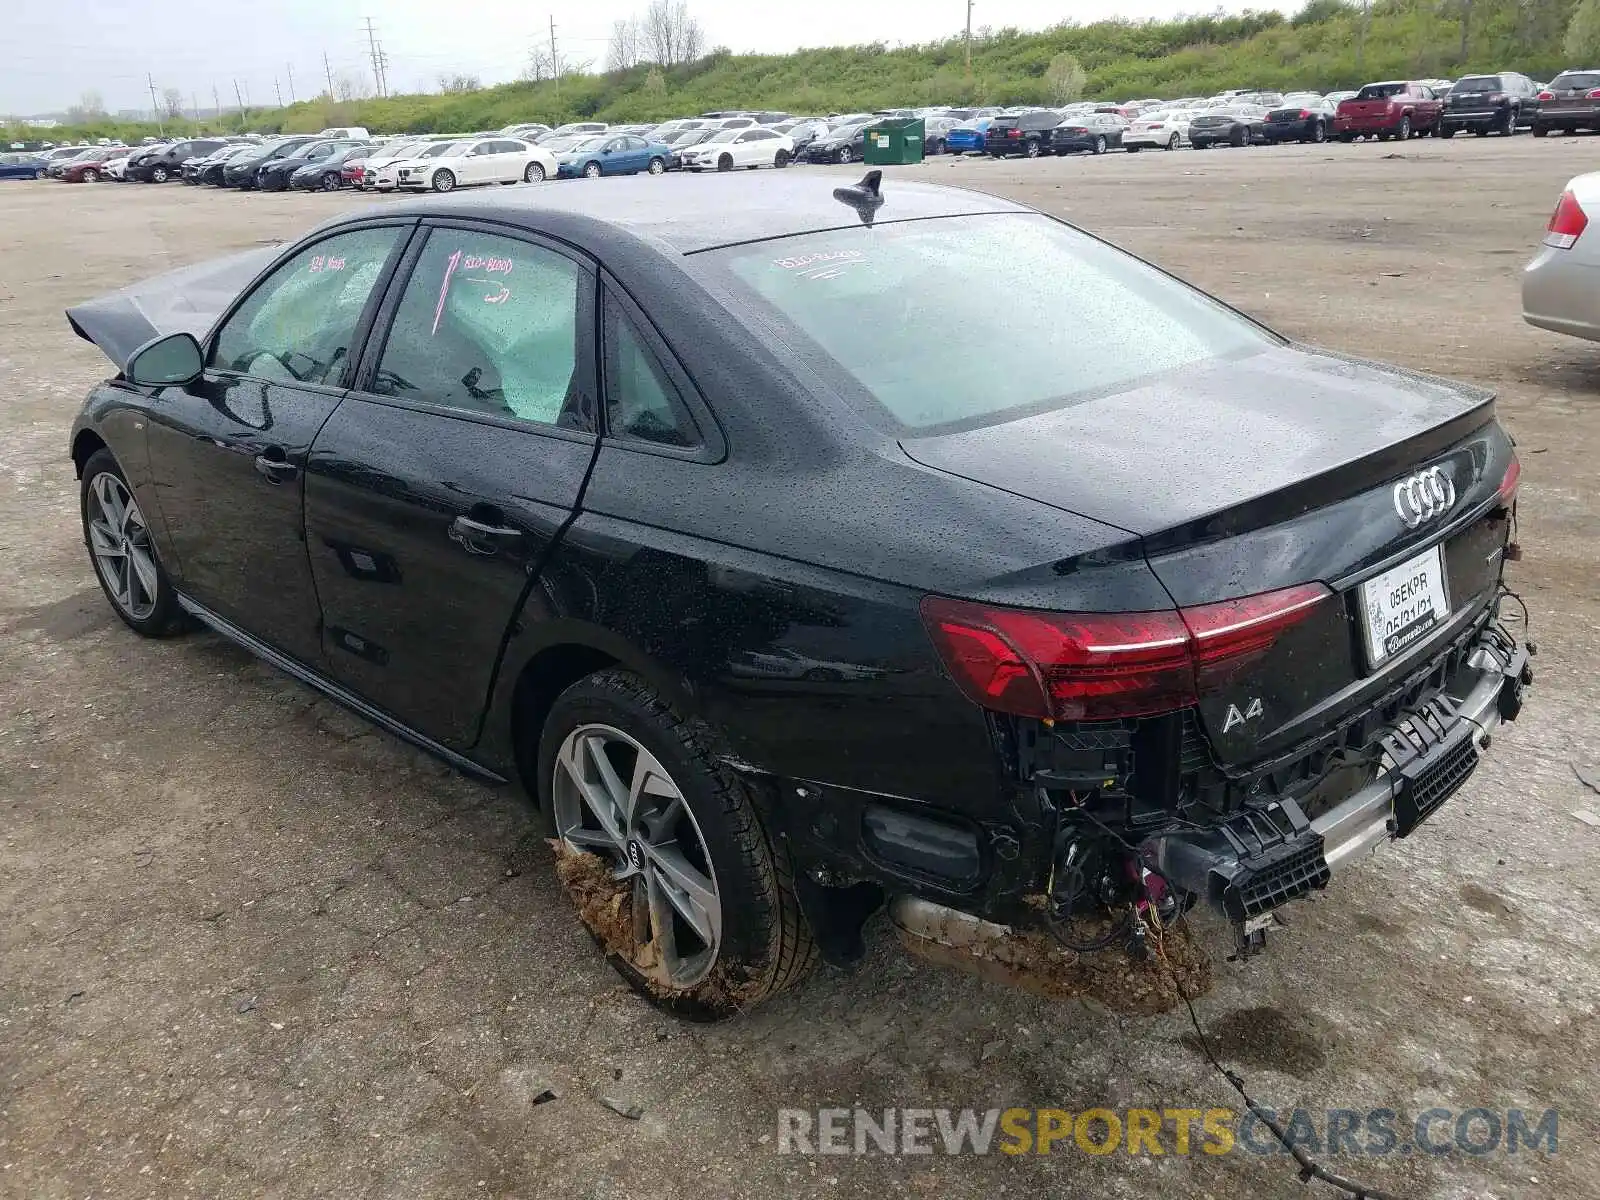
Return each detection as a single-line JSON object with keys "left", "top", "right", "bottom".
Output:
{"left": 66, "top": 172, "right": 1530, "bottom": 1018}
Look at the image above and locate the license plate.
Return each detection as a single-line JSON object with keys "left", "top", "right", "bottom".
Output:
{"left": 1360, "top": 545, "right": 1450, "bottom": 667}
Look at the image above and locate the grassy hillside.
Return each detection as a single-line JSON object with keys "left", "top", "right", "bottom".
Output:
{"left": 8, "top": 0, "right": 1579, "bottom": 145}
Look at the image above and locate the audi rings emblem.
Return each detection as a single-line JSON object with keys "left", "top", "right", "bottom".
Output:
{"left": 1393, "top": 465, "right": 1456, "bottom": 529}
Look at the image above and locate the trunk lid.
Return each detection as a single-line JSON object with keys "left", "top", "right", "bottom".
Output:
{"left": 900, "top": 345, "right": 1512, "bottom": 765}
{"left": 1337, "top": 99, "right": 1394, "bottom": 121}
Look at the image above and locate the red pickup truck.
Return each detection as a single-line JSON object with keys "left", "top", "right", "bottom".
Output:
{"left": 1334, "top": 81, "right": 1445, "bottom": 141}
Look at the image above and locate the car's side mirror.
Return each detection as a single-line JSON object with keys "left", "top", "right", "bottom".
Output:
{"left": 126, "top": 332, "right": 204, "bottom": 387}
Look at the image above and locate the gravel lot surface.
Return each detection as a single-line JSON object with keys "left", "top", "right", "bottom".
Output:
{"left": 2, "top": 136, "right": 1596, "bottom": 1199}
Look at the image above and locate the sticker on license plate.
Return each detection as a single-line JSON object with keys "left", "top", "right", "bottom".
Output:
{"left": 1360, "top": 545, "right": 1450, "bottom": 667}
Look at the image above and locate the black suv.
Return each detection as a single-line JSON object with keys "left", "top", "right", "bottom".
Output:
{"left": 1439, "top": 73, "right": 1536, "bottom": 137}
{"left": 221, "top": 137, "right": 319, "bottom": 188}
{"left": 984, "top": 110, "right": 1062, "bottom": 158}
{"left": 1531, "top": 69, "right": 1600, "bottom": 136}
{"left": 127, "top": 138, "right": 233, "bottom": 183}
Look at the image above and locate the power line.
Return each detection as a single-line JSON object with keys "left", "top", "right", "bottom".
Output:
{"left": 146, "top": 73, "right": 164, "bottom": 135}
{"left": 364, "top": 17, "right": 389, "bottom": 98}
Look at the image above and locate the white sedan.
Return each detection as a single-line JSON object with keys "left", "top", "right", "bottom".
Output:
{"left": 394, "top": 137, "right": 557, "bottom": 192}
{"left": 1124, "top": 109, "right": 1195, "bottom": 151}
{"left": 677, "top": 127, "right": 795, "bottom": 172}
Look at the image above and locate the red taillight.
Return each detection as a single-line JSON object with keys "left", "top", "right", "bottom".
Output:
{"left": 1497, "top": 454, "right": 1521, "bottom": 503}
{"left": 1587, "top": 89, "right": 1600, "bottom": 99}
{"left": 1298, "top": 109, "right": 1312, "bottom": 119}
{"left": 1538, "top": 90, "right": 1555, "bottom": 101}
{"left": 1544, "top": 189, "right": 1587, "bottom": 249}
{"left": 921, "top": 583, "right": 1330, "bottom": 721}
{"left": 1007, "top": 128, "right": 1021, "bottom": 138}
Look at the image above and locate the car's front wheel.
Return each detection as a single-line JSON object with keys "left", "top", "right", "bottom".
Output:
{"left": 82, "top": 168, "right": 99, "bottom": 183}
{"left": 525, "top": 162, "right": 546, "bottom": 182}
{"left": 717, "top": 153, "right": 734, "bottom": 172}
{"left": 647, "top": 156, "right": 666, "bottom": 174}
{"left": 81, "top": 450, "right": 189, "bottom": 637}
{"left": 772, "top": 149, "right": 789, "bottom": 168}
{"left": 1093, "top": 135, "right": 1107, "bottom": 155}
{"left": 540, "top": 669, "right": 816, "bottom": 1019}
{"left": 321, "top": 172, "right": 341, "bottom": 191}
{"left": 837, "top": 146, "right": 852, "bottom": 164}
{"left": 583, "top": 161, "right": 603, "bottom": 179}
{"left": 151, "top": 166, "right": 169, "bottom": 182}
{"left": 431, "top": 169, "right": 456, "bottom": 193}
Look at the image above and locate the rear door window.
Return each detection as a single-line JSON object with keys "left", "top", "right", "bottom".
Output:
{"left": 372, "top": 230, "right": 582, "bottom": 426}
{"left": 1355, "top": 84, "right": 1406, "bottom": 100}
{"left": 1552, "top": 72, "right": 1600, "bottom": 91}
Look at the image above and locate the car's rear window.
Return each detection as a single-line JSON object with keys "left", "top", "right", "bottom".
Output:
{"left": 706, "top": 213, "right": 1275, "bottom": 432}
{"left": 1551, "top": 71, "right": 1600, "bottom": 90}
{"left": 1355, "top": 83, "right": 1407, "bottom": 100}
{"left": 1451, "top": 76, "right": 1502, "bottom": 93}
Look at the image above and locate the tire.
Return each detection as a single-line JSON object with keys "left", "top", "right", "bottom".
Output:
{"left": 1398, "top": 115, "right": 1412, "bottom": 140}
{"left": 80, "top": 450, "right": 190, "bottom": 638}
{"left": 151, "top": 166, "right": 169, "bottom": 183}
{"left": 1024, "top": 139, "right": 1041, "bottom": 158}
{"left": 1339, "top": 132, "right": 1355, "bottom": 143}
{"left": 82, "top": 168, "right": 99, "bottom": 183}
{"left": 1311, "top": 122, "right": 1327, "bottom": 144}
{"left": 1532, "top": 123, "right": 1549, "bottom": 137}
{"left": 717, "top": 153, "right": 734, "bottom": 172}
{"left": 935, "top": 138, "right": 947, "bottom": 155}
{"left": 837, "top": 146, "right": 852, "bottom": 164}
{"left": 1438, "top": 126, "right": 1456, "bottom": 138}
{"left": 1126, "top": 145, "right": 1141, "bottom": 153}
{"left": 1230, "top": 127, "right": 1245, "bottom": 147}
{"left": 1502, "top": 109, "right": 1518, "bottom": 137}
{"left": 583, "top": 161, "right": 602, "bottom": 179}
{"left": 772, "top": 149, "right": 789, "bottom": 169}
{"left": 431, "top": 169, "right": 456, "bottom": 193}
{"left": 1167, "top": 133, "right": 1180, "bottom": 150}
{"left": 539, "top": 669, "right": 817, "bottom": 1020}
{"left": 1093, "top": 136, "right": 1106, "bottom": 155}
{"left": 525, "top": 162, "right": 547, "bottom": 182}
{"left": 647, "top": 156, "right": 666, "bottom": 174}
{"left": 321, "top": 172, "right": 341, "bottom": 191}
{"left": 1474, "top": 127, "right": 1488, "bottom": 137}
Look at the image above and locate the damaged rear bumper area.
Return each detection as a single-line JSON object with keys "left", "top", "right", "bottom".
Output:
{"left": 1144, "top": 625, "right": 1529, "bottom": 940}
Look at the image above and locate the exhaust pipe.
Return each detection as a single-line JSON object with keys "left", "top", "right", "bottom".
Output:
{"left": 888, "top": 895, "right": 1079, "bottom": 999}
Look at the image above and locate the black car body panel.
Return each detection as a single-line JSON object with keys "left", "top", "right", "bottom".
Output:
{"left": 1531, "top": 70, "right": 1600, "bottom": 132}
{"left": 1260, "top": 100, "right": 1335, "bottom": 141}
{"left": 222, "top": 137, "right": 318, "bottom": 187}
{"left": 127, "top": 139, "right": 229, "bottom": 181}
{"left": 1188, "top": 108, "right": 1267, "bottom": 147}
{"left": 1441, "top": 73, "right": 1534, "bottom": 134}
{"left": 66, "top": 174, "right": 1527, "bottom": 944}
{"left": 1049, "top": 114, "right": 1125, "bottom": 153}
{"left": 985, "top": 110, "right": 1060, "bottom": 156}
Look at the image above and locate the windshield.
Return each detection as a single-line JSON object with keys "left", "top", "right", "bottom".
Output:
{"left": 708, "top": 214, "right": 1274, "bottom": 431}
{"left": 1552, "top": 71, "right": 1600, "bottom": 90}
{"left": 420, "top": 141, "right": 465, "bottom": 158}
{"left": 569, "top": 137, "right": 608, "bottom": 152}
{"left": 1281, "top": 93, "right": 1321, "bottom": 105}
{"left": 709, "top": 129, "right": 742, "bottom": 143}
{"left": 1355, "top": 83, "right": 1407, "bottom": 100}
{"left": 1452, "top": 76, "right": 1501, "bottom": 93}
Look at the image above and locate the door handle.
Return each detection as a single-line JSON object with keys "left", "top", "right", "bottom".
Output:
{"left": 254, "top": 448, "right": 297, "bottom": 484}
{"left": 449, "top": 513, "right": 523, "bottom": 555}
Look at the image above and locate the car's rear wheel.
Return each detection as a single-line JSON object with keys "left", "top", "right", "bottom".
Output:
{"left": 525, "top": 162, "right": 546, "bottom": 182}
{"left": 1398, "top": 115, "right": 1412, "bottom": 139}
{"left": 431, "top": 170, "right": 456, "bottom": 193}
{"left": 935, "top": 138, "right": 947, "bottom": 155}
{"left": 1438, "top": 126, "right": 1456, "bottom": 138}
{"left": 1339, "top": 132, "right": 1355, "bottom": 142}
{"left": 718, "top": 153, "right": 734, "bottom": 172}
{"left": 1311, "top": 122, "right": 1326, "bottom": 143}
{"left": 82, "top": 168, "right": 99, "bottom": 183}
{"left": 1230, "top": 126, "right": 1245, "bottom": 147}
{"left": 1024, "top": 139, "right": 1041, "bottom": 158}
{"left": 81, "top": 450, "right": 189, "bottom": 638}
{"left": 1502, "top": 109, "right": 1518, "bottom": 136}
{"left": 1167, "top": 133, "right": 1180, "bottom": 150}
{"left": 540, "top": 669, "right": 816, "bottom": 1020}
{"left": 1532, "top": 123, "right": 1549, "bottom": 137}
{"left": 648, "top": 156, "right": 667, "bottom": 174}
{"left": 772, "top": 149, "right": 790, "bottom": 168}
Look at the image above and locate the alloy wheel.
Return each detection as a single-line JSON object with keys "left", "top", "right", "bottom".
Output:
{"left": 1167, "top": 133, "right": 1179, "bottom": 150}
{"left": 83, "top": 169, "right": 99, "bottom": 183}
{"left": 552, "top": 723, "right": 722, "bottom": 988}
{"left": 526, "top": 162, "right": 546, "bottom": 182}
{"left": 322, "top": 173, "right": 341, "bottom": 191}
{"left": 1094, "top": 136, "right": 1106, "bottom": 154}
{"left": 86, "top": 472, "right": 158, "bottom": 621}
{"left": 584, "top": 162, "right": 602, "bottom": 179}
{"left": 647, "top": 157, "right": 665, "bottom": 175}
{"left": 152, "top": 167, "right": 168, "bottom": 182}
{"left": 432, "top": 170, "right": 455, "bottom": 192}
{"left": 838, "top": 146, "right": 852, "bottom": 164}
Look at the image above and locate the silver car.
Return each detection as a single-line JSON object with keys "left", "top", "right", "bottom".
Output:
{"left": 1523, "top": 171, "right": 1600, "bottom": 340}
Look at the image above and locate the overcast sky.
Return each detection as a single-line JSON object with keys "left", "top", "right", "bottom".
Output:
{"left": 6, "top": 0, "right": 1270, "bottom": 115}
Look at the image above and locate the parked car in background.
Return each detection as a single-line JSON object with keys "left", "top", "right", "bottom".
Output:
{"left": 103, "top": 148, "right": 142, "bottom": 181}
{"left": 128, "top": 138, "right": 232, "bottom": 182}
{"left": 1531, "top": 70, "right": 1600, "bottom": 136}
{"left": 660, "top": 129, "right": 715, "bottom": 170}
{"left": 1334, "top": 82, "right": 1443, "bottom": 141}
{"left": 986, "top": 110, "right": 1062, "bottom": 158}
{"left": 189, "top": 143, "right": 257, "bottom": 186}
{"left": 946, "top": 118, "right": 990, "bottom": 154}
{"left": 256, "top": 140, "right": 368, "bottom": 192}
{"left": 677, "top": 127, "right": 793, "bottom": 172}
{"left": 779, "top": 119, "right": 830, "bottom": 155}
{"left": 499, "top": 123, "right": 552, "bottom": 140}
{"left": 546, "top": 121, "right": 608, "bottom": 140}
{"left": 395, "top": 137, "right": 556, "bottom": 191}
{"left": 1439, "top": 73, "right": 1534, "bottom": 137}
{"left": 1123, "top": 108, "right": 1193, "bottom": 151}
{"left": 1049, "top": 112, "right": 1128, "bottom": 155}
{"left": 1187, "top": 105, "right": 1269, "bottom": 148}
{"left": 222, "top": 137, "right": 320, "bottom": 188}
{"left": 922, "top": 116, "right": 961, "bottom": 155}
{"left": 1260, "top": 95, "right": 1337, "bottom": 143}
{"left": 555, "top": 134, "right": 673, "bottom": 178}
{"left": 802, "top": 122, "right": 870, "bottom": 164}
{"left": 358, "top": 140, "right": 433, "bottom": 190}
{"left": 289, "top": 144, "right": 373, "bottom": 191}
{"left": 1524, "top": 171, "right": 1600, "bottom": 339}
{"left": 0, "top": 152, "right": 46, "bottom": 179}
{"left": 38, "top": 146, "right": 90, "bottom": 174}
{"left": 57, "top": 148, "right": 126, "bottom": 183}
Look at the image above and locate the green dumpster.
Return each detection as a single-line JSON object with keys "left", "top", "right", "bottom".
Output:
{"left": 863, "top": 117, "right": 925, "bottom": 165}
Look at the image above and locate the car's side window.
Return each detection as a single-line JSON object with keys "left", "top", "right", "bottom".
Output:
{"left": 210, "top": 226, "right": 402, "bottom": 387}
{"left": 602, "top": 294, "right": 699, "bottom": 449}
{"left": 373, "top": 230, "right": 581, "bottom": 427}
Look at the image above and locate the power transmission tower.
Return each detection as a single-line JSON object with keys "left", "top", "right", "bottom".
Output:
{"left": 147, "top": 74, "right": 165, "bottom": 135}
{"left": 234, "top": 79, "right": 246, "bottom": 130}
{"left": 964, "top": 0, "right": 974, "bottom": 73}
{"left": 364, "top": 17, "right": 387, "bottom": 97}
{"left": 192, "top": 93, "right": 200, "bottom": 122}
{"left": 275, "top": 78, "right": 283, "bottom": 107}
{"left": 212, "top": 84, "right": 221, "bottom": 118}
{"left": 287, "top": 63, "right": 297, "bottom": 103}
{"left": 324, "top": 51, "right": 336, "bottom": 99}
